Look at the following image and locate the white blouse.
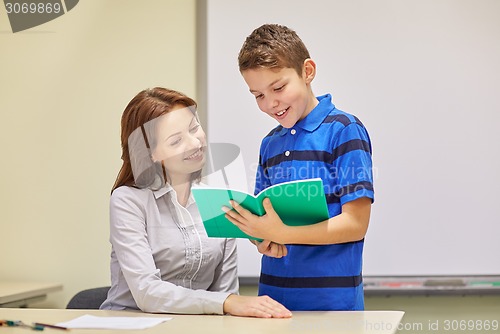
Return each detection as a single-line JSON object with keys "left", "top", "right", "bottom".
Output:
{"left": 100, "top": 184, "right": 239, "bottom": 314}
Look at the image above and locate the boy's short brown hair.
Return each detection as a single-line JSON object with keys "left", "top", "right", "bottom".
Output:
{"left": 238, "top": 24, "right": 310, "bottom": 76}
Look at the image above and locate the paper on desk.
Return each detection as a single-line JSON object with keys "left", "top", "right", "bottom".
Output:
{"left": 56, "top": 314, "right": 172, "bottom": 330}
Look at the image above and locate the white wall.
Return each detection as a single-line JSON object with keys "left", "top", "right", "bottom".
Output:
{"left": 203, "top": 0, "right": 500, "bottom": 276}
{"left": 0, "top": 0, "right": 197, "bottom": 308}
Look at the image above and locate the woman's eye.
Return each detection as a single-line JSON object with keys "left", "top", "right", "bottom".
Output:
{"left": 255, "top": 94, "right": 264, "bottom": 99}
{"left": 190, "top": 124, "right": 200, "bottom": 133}
{"left": 169, "top": 138, "right": 181, "bottom": 146}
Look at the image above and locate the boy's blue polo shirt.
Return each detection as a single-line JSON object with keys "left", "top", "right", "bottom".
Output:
{"left": 255, "top": 94, "right": 374, "bottom": 311}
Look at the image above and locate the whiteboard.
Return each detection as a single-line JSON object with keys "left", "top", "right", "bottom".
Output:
{"left": 200, "top": 0, "right": 500, "bottom": 277}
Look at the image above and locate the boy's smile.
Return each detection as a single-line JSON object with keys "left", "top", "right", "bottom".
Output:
{"left": 241, "top": 62, "right": 318, "bottom": 129}
{"left": 275, "top": 106, "right": 289, "bottom": 120}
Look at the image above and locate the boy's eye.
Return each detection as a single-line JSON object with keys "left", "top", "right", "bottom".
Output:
{"left": 255, "top": 94, "right": 264, "bottom": 99}
{"left": 274, "top": 85, "right": 285, "bottom": 92}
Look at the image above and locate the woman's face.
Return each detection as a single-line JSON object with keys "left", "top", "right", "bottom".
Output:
{"left": 151, "top": 105, "right": 206, "bottom": 182}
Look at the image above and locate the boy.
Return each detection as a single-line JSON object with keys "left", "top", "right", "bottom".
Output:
{"left": 223, "top": 24, "right": 374, "bottom": 311}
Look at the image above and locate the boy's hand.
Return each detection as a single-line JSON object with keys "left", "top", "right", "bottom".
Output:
{"left": 250, "top": 239, "right": 287, "bottom": 258}
{"left": 222, "top": 198, "right": 287, "bottom": 242}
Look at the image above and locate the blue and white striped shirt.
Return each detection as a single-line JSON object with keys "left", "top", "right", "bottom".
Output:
{"left": 256, "top": 94, "right": 374, "bottom": 311}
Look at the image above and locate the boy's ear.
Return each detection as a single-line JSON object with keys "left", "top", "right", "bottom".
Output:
{"left": 303, "top": 58, "right": 316, "bottom": 84}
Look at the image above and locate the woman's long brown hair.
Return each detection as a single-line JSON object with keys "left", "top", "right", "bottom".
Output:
{"left": 112, "top": 87, "right": 197, "bottom": 193}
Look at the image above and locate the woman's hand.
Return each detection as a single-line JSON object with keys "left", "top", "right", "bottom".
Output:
{"left": 223, "top": 294, "right": 292, "bottom": 318}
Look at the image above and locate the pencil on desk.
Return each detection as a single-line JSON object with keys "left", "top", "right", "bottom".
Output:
{"left": 33, "top": 322, "right": 68, "bottom": 330}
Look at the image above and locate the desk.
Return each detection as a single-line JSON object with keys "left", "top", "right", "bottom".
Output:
{"left": 0, "top": 282, "right": 63, "bottom": 308}
{"left": 0, "top": 308, "right": 404, "bottom": 334}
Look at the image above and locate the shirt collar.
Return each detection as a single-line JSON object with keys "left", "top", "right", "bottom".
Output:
{"left": 153, "top": 184, "right": 171, "bottom": 199}
{"left": 276, "top": 94, "right": 334, "bottom": 136}
{"left": 153, "top": 183, "right": 196, "bottom": 207}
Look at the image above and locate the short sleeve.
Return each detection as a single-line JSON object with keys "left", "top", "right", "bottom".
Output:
{"left": 331, "top": 123, "right": 374, "bottom": 205}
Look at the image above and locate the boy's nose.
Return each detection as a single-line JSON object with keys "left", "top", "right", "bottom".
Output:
{"left": 269, "top": 98, "right": 279, "bottom": 110}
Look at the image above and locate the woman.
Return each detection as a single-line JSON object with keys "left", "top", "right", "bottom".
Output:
{"left": 100, "top": 87, "right": 291, "bottom": 318}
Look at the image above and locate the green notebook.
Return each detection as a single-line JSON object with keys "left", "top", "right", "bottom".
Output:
{"left": 192, "top": 178, "right": 330, "bottom": 240}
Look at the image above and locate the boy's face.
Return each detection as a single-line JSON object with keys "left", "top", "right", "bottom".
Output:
{"left": 241, "top": 63, "right": 316, "bottom": 128}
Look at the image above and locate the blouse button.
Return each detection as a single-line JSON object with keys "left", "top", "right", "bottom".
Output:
{"left": 285, "top": 151, "right": 290, "bottom": 157}
{"left": 290, "top": 129, "right": 296, "bottom": 135}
